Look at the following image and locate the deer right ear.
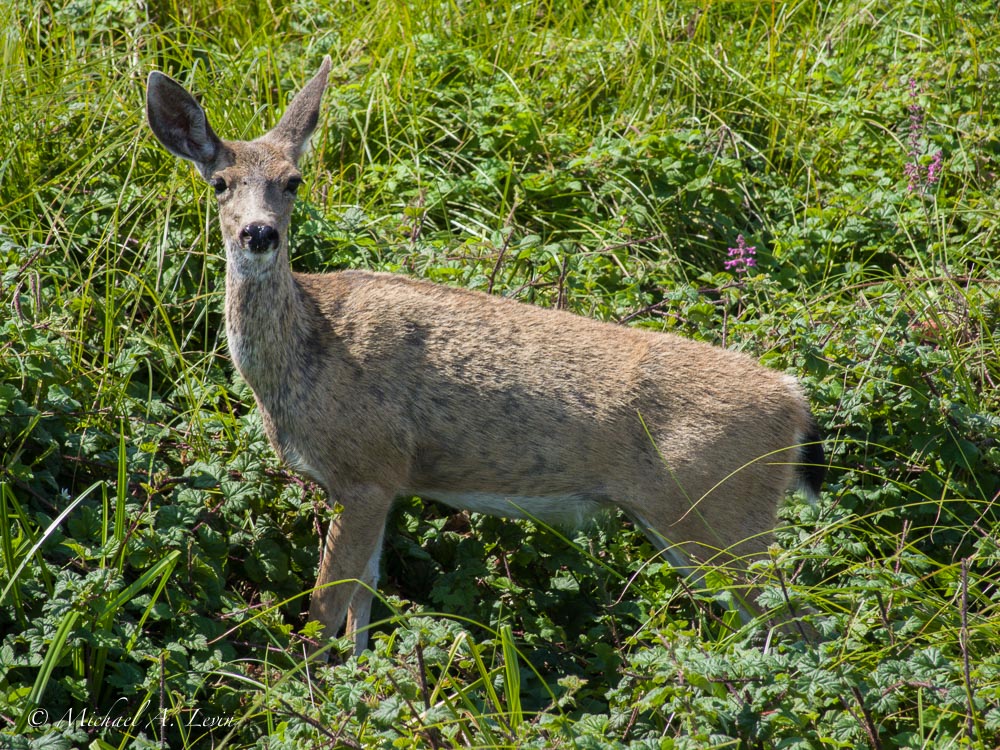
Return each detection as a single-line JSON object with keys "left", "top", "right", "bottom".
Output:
{"left": 262, "top": 56, "right": 332, "bottom": 163}
{"left": 146, "top": 71, "right": 223, "bottom": 168}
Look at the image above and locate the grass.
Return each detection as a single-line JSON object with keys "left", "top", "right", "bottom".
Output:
{"left": 1, "top": 0, "right": 999, "bottom": 747}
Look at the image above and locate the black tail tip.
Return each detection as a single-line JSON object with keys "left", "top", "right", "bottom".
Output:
{"left": 797, "top": 418, "right": 826, "bottom": 498}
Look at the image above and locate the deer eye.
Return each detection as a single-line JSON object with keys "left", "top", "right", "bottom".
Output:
{"left": 286, "top": 176, "right": 303, "bottom": 195}
{"left": 209, "top": 176, "right": 227, "bottom": 195}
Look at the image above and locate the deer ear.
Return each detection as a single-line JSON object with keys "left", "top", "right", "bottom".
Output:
{"left": 146, "top": 72, "right": 224, "bottom": 169}
{"left": 262, "top": 57, "right": 331, "bottom": 162}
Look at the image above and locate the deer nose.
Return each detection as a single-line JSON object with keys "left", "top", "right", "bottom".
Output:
{"left": 240, "top": 223, "right": 279, "bottom": 253}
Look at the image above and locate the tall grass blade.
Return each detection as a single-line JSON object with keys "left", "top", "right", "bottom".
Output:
{"left": 0, "top": 482, "right": 99, "bottom": 608}
{"left": 499, "top": 624, "right": 523, "bottom": 732}
{"left": 14, "top": 609, "right": 81, "bottom": 735}
{"left": 0, "top": 482, "right": 24, "bottom": 623}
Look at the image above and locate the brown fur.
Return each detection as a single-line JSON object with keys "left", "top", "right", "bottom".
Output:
{"left": 146, "top": 58, "right": 823, "bottom": 655}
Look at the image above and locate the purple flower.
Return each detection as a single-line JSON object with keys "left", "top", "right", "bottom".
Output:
{"left": 725, "top": 235, "right": 756, "bottom": 275}
{"left": 904, "top": 78, "right": 943, "bottom": 195}
{"left": 908, "top": 81, "right": 924, "bottom": 155}
{"left": 904, "top": 161, "right": 921, "bottom": 193}
{"left": 926, "top": 150, "right": 943, "bottom": 184}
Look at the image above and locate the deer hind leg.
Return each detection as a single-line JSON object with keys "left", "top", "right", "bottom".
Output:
{"left": 308, "top": 485, "right": 393, "bottom": 655}
{"left": 625, "top": 479, "right": 779, "bottom": 624}
{"left": 628, "top": 510, "right": 754, "bottom": 620}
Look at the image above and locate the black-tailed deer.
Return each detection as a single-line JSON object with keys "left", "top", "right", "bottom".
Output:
{"left": 146, "top": 58, "right": 824, "bottom": 656}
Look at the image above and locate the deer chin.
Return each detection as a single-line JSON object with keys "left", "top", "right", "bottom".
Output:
{"left": 225, "top": 240, "right": 284, "bottom": 277}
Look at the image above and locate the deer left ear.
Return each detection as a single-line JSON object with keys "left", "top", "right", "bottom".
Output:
{"left": 146, "top": 71, "right": 224, "bottom": 169}
{"left": 261, "top": 57, "right": 332, "bottom": 163}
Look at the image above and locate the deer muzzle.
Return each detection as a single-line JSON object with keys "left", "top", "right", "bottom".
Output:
{"left": 240, "top": 223, "right": 280, "bottom": 253}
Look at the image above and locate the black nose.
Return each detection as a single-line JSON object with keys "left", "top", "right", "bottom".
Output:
{"left": 240, "top": 223, "right": 279, "bottom": 253}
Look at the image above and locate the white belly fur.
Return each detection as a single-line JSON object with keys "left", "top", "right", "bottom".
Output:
{"left": 422, "top": 490, "right": 604, "bottom": 529}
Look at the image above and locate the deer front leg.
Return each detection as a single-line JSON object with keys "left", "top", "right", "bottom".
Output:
{"left": 308, "top": 485, "right": 393, "bottom": 655}
{"left": 344, "top": 527, "right": 385, "bottom": 656}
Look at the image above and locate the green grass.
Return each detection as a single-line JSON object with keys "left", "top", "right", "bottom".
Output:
{"left": 2, "top": 0, "right": 999, "bottom": 747}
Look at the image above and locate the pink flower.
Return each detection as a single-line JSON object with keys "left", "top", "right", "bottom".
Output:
{"left": 725, "top": 235, "right": 756, "bottom": 274}
{"left": 926, "top": 150, "right": 943, "bottom": 185}
{"left": 905, "top": 161, "right": 921, "bottom": 193}
{"left": 904, "top": 78, "right": 943, "bottom": 194}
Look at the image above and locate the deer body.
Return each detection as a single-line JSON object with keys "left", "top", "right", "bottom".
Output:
{"left": 147, "top": 58, "right": 824, "bottom": 655}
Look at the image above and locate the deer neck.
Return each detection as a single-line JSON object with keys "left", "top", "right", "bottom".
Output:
{"left": 223, "top": 248, "right": 305, "bottom": 397}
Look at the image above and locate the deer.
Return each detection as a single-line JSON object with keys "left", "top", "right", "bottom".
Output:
{"left": 146, "top": 57, "right": 825, "bottom": 657}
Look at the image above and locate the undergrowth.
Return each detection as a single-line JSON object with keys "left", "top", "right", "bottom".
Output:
{"left": 1, "top": 0, "right": 998, "bottom": 747}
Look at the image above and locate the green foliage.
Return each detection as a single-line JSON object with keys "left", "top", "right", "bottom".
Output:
{"left": 2, "top": 0, "right": 999, "bottom": 746}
